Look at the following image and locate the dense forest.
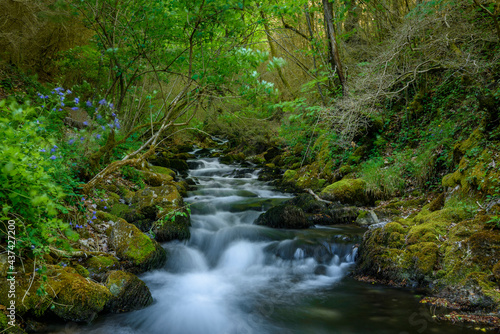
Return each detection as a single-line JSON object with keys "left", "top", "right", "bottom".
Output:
{"left": 1, "top": 0, "right": 500, "bottom": 332}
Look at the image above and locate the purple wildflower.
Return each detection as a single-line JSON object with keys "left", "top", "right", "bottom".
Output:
{"left": 80, "top": 137, "right": 85, "bottom": 141}
{"left": 66, "top": 89, "right": 72, "bottom": 94}
{"left": 86, "top": 100, "right": 92, "bottom": 107}
{"left": 99, "top": 99, "right": 106, "bottom": 105}
{"left": 40, "top": 148, "right": 46, "bottom": 152}
{"left": 109, "top": 103, "right": 114, "bottom": 109}
{"left": 101, "top": 125, "right": 106, "bottom": 130}
{"left": 96, "top": 134, "right": 101, "bottom": 139}
{"left": 92, "top": 215, "right": 97, "bottom": 220}
{"left": 74, "top": 97, "right": 80, "bottom": 104}
{"left": 111, "top": 112, "right": 116, "bottom": 117}
{"left": 50, "top": 155, "right": 56, "bottom": 160}
{"left": 71, "top": 107, "right": 78, "bottom": 111}
{"left": 97, "top": 114, "right": 102, "bottom": 120}
{"left": 83, "top": 121, "right": 88, "bottom": 126}
{"left": 68, "top": 139, "right": 75, "bottom": 145}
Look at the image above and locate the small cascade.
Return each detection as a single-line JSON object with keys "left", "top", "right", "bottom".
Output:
{"left": 56, "top": 148, "right": 476, "bottom": 334}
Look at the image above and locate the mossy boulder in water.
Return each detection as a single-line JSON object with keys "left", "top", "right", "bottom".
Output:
{"left": 85, "top": 255, "right": 120, "bottom": 281}
{"left": 149, "top": 154, "right": 189, "bottom": 173}
{"left": 49, "top": 266, "right": 112, "bottom": 322}
{"left": 320, "top": 179, "right": 370, "bottom": 206}
{"left": 104, "top": 271, "right": 153, "bottom": 313}
{"left": 109, "top": 218, "right": 166, "bottom": 273}
{"left": 255, "top": 204, "right": 313, "bottom": 229}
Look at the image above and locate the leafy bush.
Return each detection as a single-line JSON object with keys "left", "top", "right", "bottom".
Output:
{"left": 0, "top": 99, "right": 70, "bottom": 255}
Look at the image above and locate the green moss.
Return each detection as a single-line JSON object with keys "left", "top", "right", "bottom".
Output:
{"left": 461, "top": 272, "right": 500, "bottom": 306}
{"left": 150, "top": 166, "right": 176, "bottom": 178}
{"left": 75, "top": 264, "right": 89, "bottom": 278}
{"left": 296, "top": 175, "right": 326, "bottom": 191}
{"left": 0, "top": 313, "right": 7, "bottom": 330}
{"left": 357, "top": 211, "right": 369, "bottom": 219}
{"left": 48, "top": 266, "right": 112, "bottom": 322}
{"left": 110, "top": 203, "right": 132, "bottom": 218}
{"left": 406, "top": 242, "right": 439, "bottom": 275}
{"left": 110, "top": 219, "right": 166, "bottom": 272}
{"left": 320, "top": 178, "right": 368, "bottom": 205}
{"left": 338, "top": 165, "right": 353, "bottom": 175}
{"left": 406, "top": 222, "right": 442, "bottom": 244}
{"left": 493, "top": 262, "right": 500, "bottom": 281}
{"left": 104, "top": 270, "right": 153, "bottom": 313}
{"left": 384, "top": 222, "right": 405, "bottom": 234}
{"left": 283, "top": 170, "right": 297, "bottom": 183}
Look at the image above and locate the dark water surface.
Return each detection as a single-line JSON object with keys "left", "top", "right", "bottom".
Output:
{"left": 49, "top": 154, "right": 476, "bottom": 334}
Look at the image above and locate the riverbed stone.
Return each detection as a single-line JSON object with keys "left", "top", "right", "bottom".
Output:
{"left": 255, "top": 204, "right": 313, "bottom": 229}
{"left": 104, "top": 271, "right": 153, "bottom": 313}
{"left": 109, "top": 218, "right": 166, "bottom": 273}
{"left": 320, "top": 178, "right": 370, "bottom": 206}
{"left": 85, "top": 255, "right": 120, "bottom": 281}
{"left": 49, "top": 266, "right": 112, "bottom": 322}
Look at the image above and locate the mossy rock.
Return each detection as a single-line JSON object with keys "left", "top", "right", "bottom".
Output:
{"left": 74, "top": 264, "right": 90, "bottom": 278}
{"left": 355, "top": 210, "right": 380, "bottom": 227}
{"left": 255, "top": 204, "right": 313, "bottom": 229}
{"left": 285, "top": 194, "right": 328, "bottom": 213}
{"left": 220, "top": 153, "right": 245, "bottom": 164}
{"left": 0, "top": 313, "right": 7, "bottom": 331}
{"left": 296, "top": 175, "right": 327, "bottom": 192}
{"left": 406, "top": 242, "right": 439, "bottom": 276}
{"left": 0, "top": 314, "right": 26, "bottom": 334}
{"left": 0, "top": 254, "right": 8, "bottom": 277}
{"left": 149, "top": 157, "right": 188, "bottom": 172}
{"left": 104, "top": 271, "right": 153, "bottom": 313}
{"left": 153, "top": 206, "right": 191, "bottom": 242}
{"left": 140, "top": 170, "right": 174, "bottom": 187}
{"left": 467, "top": 231, "right": 500, "bottom": 268}
{"left": 282, "top": 170, "right": 297, "bottom": 183}
{"left": 109, "top": 219, "right": 167, "bottom": 273}
{"left": 150, "top": 165, "right": 176, "bottom": 178}
{"left": 493, "top": 262, "right": 500, "bottom": 282}
{"left": 85, "top": 255, "right": 120, "bottom": 281}
{"left": 320, "top": 179, "right": 370, "bottom": 206}
{"left": 48, "top": 266, "right": 112, "bottom": 323}
{"left": 406, "top": 222, "right": 443, "bottom": 245}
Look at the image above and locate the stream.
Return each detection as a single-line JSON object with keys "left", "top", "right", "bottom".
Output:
{"left": 51, "top": 151, "right": 477, "bottom": 334}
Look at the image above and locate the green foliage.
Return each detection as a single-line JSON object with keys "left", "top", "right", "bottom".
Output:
{"left": 486, "top": 215, "right": 500, "bottom": 229}
{"left": 0, "top": 99, "right": 70, "bottom": 256}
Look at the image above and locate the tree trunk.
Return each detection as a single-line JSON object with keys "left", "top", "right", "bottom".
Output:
{"left": 322, "top": 0, "right": 346, "bottom": 96}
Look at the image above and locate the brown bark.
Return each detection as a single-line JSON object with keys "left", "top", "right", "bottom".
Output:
{"left": 322, "top": 0, "right": 346, "bottom": 95}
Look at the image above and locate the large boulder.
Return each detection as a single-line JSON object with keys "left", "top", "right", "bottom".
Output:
{"left": 255, "top": 204, "right": 313, "bottom": 229}
{"left": 108, "top": 183, "right": 191, "bottom": 243}
{"left": 285, "top": 194, "right": 359, "bottom": 225}
{"left": 149, "top": 155, "right": 189, "bottom": 173}
{"left": 109, "top": 218, "right": 167, "bottom": 273}
{"left": 85, "top": 255, "right": 120, "bottom": 281}
{"left": 104, "top": 271, "right": 153, "bottom": 313}
{"left": 49, "top": 266, "right": 112, "bottom": 322}
{"left": 320, "top": 179, "right": 370, "bottom": 206}
{"left": 131, "top": 185, "right": 191, "bottom": 242}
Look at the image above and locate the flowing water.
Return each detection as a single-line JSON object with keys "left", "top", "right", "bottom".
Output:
{"left": 50, "top": 151, "right": 477, "bottom": 334}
